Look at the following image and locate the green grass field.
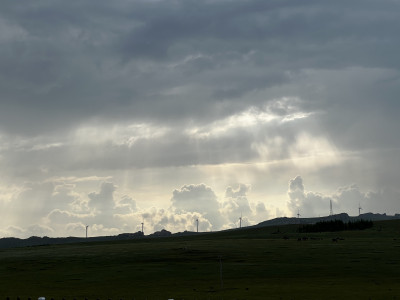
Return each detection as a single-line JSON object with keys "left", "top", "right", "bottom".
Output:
{"left": 1, "top": 220, "right": 400, "bottom": 300}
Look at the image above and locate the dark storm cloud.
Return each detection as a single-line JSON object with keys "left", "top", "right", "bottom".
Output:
{"left": 1, "top": 0, "right": 400, "bottom": 136}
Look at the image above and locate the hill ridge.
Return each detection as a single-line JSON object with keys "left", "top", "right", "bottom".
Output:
{"left": 1, "top": 212, "right": 399, "bottom": 248}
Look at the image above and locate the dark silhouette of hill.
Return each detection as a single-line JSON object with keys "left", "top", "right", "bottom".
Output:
{"left": 1, "top": 212, "right": 399, "bottom": 249}
{"left": 255, "top": 212, "right": 400, "bottom": 227}
{"left": 0, "top": 231, "right": 144, "bottom": 249}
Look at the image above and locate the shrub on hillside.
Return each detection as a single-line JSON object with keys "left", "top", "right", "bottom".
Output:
{"left": 299, "top": 219, "right": 373, "bottom": 233}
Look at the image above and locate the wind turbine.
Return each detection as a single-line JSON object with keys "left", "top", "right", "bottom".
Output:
{"left": 196, "top": 218, "right": 199, "bottom": 233}
{"left": 85, "top": 225, "right": 89, "bottom": 239}
{"left": 239, "top": 213, "right": 242, "bottom": 229}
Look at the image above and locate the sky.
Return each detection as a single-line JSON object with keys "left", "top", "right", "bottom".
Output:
{"left": 1, "top": 0, "right": 400, "bottom": 238}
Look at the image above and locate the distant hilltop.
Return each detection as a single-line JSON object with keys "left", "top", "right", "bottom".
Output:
{"left": 0, "top": 212, "right": 399, "bottom": 249}
{"left": 0, "top": 231, "right": 144, "bottom": 249}
{"left": 0, "top": 229, "right": 174, "bottom": 249}
{"left": 255, "top": 212, "right": 400, "bottom": 227}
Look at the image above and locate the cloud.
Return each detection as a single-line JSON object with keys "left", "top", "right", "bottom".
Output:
{"left": 255, "top": 202, "right": 267, "bottom": 215}
{"left": 287, "top": 175, "right": 306, "bottom": 212}
{"left": 222, "top": 183, "right": 270, "bottom": 228}
{"left": 27, "top": 224, "right": 54, "bottom": 237}
{"left": 88, "top": 182, "right": 116, "bottom": 214}
{"left": 170, "top": 183, "right": 224, "bottom": 230}
{"left": 287, "top": 176, "right": 333, "bottom": 217}
{"left": 1, "top": 181, "right": 81, "bottom": 228}
{"left": 140, "top": 207, "right": 213, "bottom": 233}
{"left": 88, "top": 224, "right": 120, "bottom": 237}
{"left": 0, "top": 226, "right": 25, "bottom": 238}
{"left": 114, "top": 195, "right": 137, "bottom": 215}
{"left": 0, "top": 178, "right": 141, "bottom": 238}
{"left": 223, "top": 184, "right": 252, "bottom": 222}
{"left": 0, "top": 97, "right": 321, "bottom": 177}
{"left": 46, "top": 209, "right": 91, "bottom": 225}
{"left": 138, "top": 182, "right": 270, "bottom": 232}
{"left": 331, "top": 185, "right": 400, "bottom": 215}
{"left": 66, "top": 222, "right": 87, "bottom": 235}
{"left": 287, "top": 176, "right": 400, "bottom": 217}
{"left": 84, "top": 182, "right": 140, "bottom": 231}
{"left": 1, "top": 0, "right": 399, "bottom": 136}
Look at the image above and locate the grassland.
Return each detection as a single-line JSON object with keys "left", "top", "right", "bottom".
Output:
{"left": 1, "top": 220, "right": 400, "bottom": 300}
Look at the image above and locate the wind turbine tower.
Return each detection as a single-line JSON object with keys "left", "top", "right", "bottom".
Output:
{"left": 196, "top": 218, "right": 199, "bottom": 233}
{"left": 85, "top": 225, "right": 89, "bottom": 239}
{"left": 141, "top": 222, "right": 144, "bottom": 235}
{"left": 239, "top": 213, "right": 242, "bottom": 229}
{"left": 330, "top": 200, "right": 334, "bottom": 216}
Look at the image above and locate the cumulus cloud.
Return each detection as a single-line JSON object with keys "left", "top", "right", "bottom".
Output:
{"left": 141, "top": 207, "right": 213, "bottom": 234}
{"left": 84, "top": 182, "right": 140, "bottom": 232}
{"left": 66, "top": 222, "right": 87, "bottom": 235}
{"left": 114, "top": 195, "right": 137, "bottom": 215}
{"left": 287, "top": 176, "right": 333, "bottom": 217}
{"left": 170, "top": 183, "right": 224, "bottom": 230}
{"left": 27, "top": 224, "right": 54, "bottom": 237}
{"left": 0, "top": 181, "right": 81, "bottom": 229}
{"left": 288, "top": 176, "right": 305, "bottom": 207}
{"left": 143, "top": 182, "right": 270, "bottom": 232}
{"left": 287, "top": 176, "right": 400, "bottom": 217}
{"left": 223, "top": 184, "right": 252, "bottom": 223}
{"left": 0, "top": 226, "right": 25, "bottom": 238}
{"left": 0, "top": 178, "right": 142, "bottom": 238}
{"left": 331, "top": 185, "right": 400, "bottom": 216}
{"left": 88, "top": 182, "right": 116, "bottom": 214}
{"left": 222, "top": 183, "right": 270, "bottom": 228}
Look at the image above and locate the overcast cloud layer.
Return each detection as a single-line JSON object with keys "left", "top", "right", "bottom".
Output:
{"left": 1, "top": 0, "right": 399, "bottom": 238}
